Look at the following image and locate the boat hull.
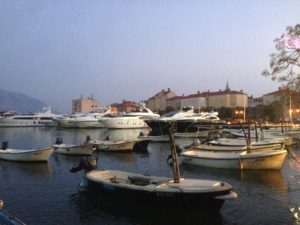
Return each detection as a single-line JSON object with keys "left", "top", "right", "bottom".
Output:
{"left": 93, "top": 140, "right": 137, "bottom": 151}
{"left": 0, "top": 147, "right": 53, "bottom": 162}
{"left": 180, "top": 150, "right": 287, "bottom": 169}
{"left": 100, "top": 117, "right": 148, "bottom": 129}
{"left": 85, "top": 170, "right": 236, "bottom": 212}
{"left": 192, "top": 143, "right": 282, "bottom": 152}
{"left": 53, "top": 144, "right": 95, "bottom": 155}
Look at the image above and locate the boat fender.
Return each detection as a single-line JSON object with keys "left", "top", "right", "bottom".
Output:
{"left": 1, "top": 141, "right": 8, "bottom": 150}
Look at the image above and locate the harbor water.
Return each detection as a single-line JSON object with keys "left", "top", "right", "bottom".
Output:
{"left": 0, "top": 127, "right": 300, "bottom": 225}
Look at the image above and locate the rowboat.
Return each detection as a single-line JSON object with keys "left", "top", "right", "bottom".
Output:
{"left": 90, "top": 139, "right": 140, "bottom": 152}
{"left": 52, "top": 143, "right": 95, "bottom": 155}
{"left": 180, "top": 149, "right": 287, "bottom": 170}
{"left": 0, "top": 142, "right": 53, "bottom": 162}
{"left": 70, "top": 129, "right": 238, "bottom": 212}
{"left": 192, "top": 143, "right": 282, "bottom": 152}
{"left": 70, "top": 157, "right": 237, "bottom": 212}
{"left": 84, "top": 169, "right": 237, "bottom": 212}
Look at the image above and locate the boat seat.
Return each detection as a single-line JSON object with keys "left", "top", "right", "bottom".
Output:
{"left": 128, "top": 175, "right": 151, "bottom": 186}
{"left": 110, "top": 176, "right": 128, "bottom": 184}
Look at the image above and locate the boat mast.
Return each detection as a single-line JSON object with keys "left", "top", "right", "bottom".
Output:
{"left": 168, "top": 128, "right": 181, "bottom": 183}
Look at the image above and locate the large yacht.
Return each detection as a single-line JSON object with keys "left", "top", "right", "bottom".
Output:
{"left": 0, "top": 107, "right": 59, "bottom": 127}
{"left": 145, "top": 106, "right": 226, "bottom": 135}
{"left": 53, "top": 111, "right": 111, "bottom": 128}
{"left": 100, "top": 104, "right": 160, "bottom": 129}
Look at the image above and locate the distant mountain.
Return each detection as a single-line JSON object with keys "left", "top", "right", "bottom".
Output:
{"left": 0, "top": 90, "right": 47, "bottom": 113}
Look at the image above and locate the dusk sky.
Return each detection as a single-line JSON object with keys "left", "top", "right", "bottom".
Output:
{"left": 1, "top": 1, "right": 300, "bottom": 112}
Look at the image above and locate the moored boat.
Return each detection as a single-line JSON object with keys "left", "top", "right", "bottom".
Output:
{"left": 0, "top": 107, "right": 60, "bottom": 127}
{"left": 180, "top": 149, "right": 287, "bottom": 169}
{"left": 90, "top": 139, "right": 140, "bottom": 152}
{"left": 0, "top": 142, "right": 53, "bottom": 162}
{"left": 53, "top": 144, "right": 95, "bottom": 155}
{"left": 84, "top": 169, "right": 237, "bottom": 212}
{"left": 0, "top": 208, "right": 27, "bottom": 225}
{"left": 99, "top": 104, "right": 160, "bottom": 129}
{"left": 52, "top": 137, "right": 95, "bottom": 155}
{"left": 70, "top": 129, "right": 237, "bottom": 212}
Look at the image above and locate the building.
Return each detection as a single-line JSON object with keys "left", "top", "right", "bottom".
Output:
{"left": 166, "top": 92, "right": 207, "bottom": 112}
{"left": 204, "top": 83, "right": 248, "bottom": 109}
{"left": 72, "top": 96, "right": 102, "bottom": 113}
{"left": 147, "top": 88, "right": 176, "bottom": 112}
{"left": 110, "top": 100, "right": 138, "bottom": 112}
{"left": 262, "top": 87, "right": 288, "bottom": 105}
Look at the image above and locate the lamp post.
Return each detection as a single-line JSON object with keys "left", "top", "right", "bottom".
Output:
{"left": 243, "top": 94, "right": 247, "bottom": 123}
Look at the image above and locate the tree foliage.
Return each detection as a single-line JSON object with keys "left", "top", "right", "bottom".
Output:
{"left": 262, "top": 24, "right": 300, "bottom": 92}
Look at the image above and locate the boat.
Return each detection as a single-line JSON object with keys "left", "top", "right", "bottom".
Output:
{"left": 84, "top": 169, "right": 237, "bottom": 211}
{"left": 193, "top": 137, "right": 284, "bottom": 152}
{"left": 99, "top": 103, "right": 160, "bottom": 129}
{"left": 75, "top": 113, "right": 106, "bottom": 128}
{"left": 52, "top": 137, "right": 95, "bottom": 155}
{"left": 53, "top": 144, "right": 95, "bottom": 155}
{"left": 53, "top": 112, "right": 106, "bottom": 128}
{"left": 90, "top": 137, "right": 141, "bottom": 152}
{"left": 180, "top": 149, "right": 287, "bottom": 169}
{"left": 0, "top": 107, "right": 60, "bottom": 127}
{"left": 0, "top": 208, "right": 27, "bottom": 225}
{"left": 70, "top": 129, "right": 237, "bottom": 212}
{"left": 145, "top": 107, "right": 226, "bottom": 136}
{"left": 0, "top": 142, "right": 53, "bottom": 162}
{"left": 192, "top": 142, "right": 282, "bottom": 152}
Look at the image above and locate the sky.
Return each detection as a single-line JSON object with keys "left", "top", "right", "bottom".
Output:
{"left": 0, "top": 1, "right": 300, "bottom": 113}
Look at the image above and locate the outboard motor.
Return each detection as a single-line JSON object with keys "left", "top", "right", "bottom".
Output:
{"left": 103, "top": 136, "right": 110, "bottom": 141}
{"left": 85, "top": 135, "right": 91, "bottom": 143}
{"left": 70, "top": 156, "right": 97, "bottom": 173}
{"left": 1, "top": 141, "right": 8, "bottom": 150}
{"left": 55, "top": 137, "right": 63, "bottom": 145}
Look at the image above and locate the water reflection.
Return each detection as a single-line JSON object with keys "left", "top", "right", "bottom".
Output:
{"left": 70, "top": 192, "right": 223, "bottom": 225}
{"left": 182, "top": 164, "right": 288, "bottom": 192}
{"left": 0, "top": 161, "right": 53, "bottom": 177}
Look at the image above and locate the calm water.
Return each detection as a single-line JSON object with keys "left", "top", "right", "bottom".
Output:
{"left": 0, "top": 127, "right": 300, "bottom": 225}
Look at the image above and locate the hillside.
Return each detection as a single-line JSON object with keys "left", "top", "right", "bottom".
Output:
{"left": 0, "top": 90, "right": 47, "bottom": 113}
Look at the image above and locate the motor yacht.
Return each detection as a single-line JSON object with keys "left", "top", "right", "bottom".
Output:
{"left": 100, "top": 104, "right": 160, "bottom": 129}
{"left": 0, "top": 107, "right": 59, "bottom": 127}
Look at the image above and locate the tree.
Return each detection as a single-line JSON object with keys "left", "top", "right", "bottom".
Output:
{"left": 262, "top": 24, "right": 300, "bottom": 92}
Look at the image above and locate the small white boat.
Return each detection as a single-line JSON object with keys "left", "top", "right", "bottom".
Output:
{"left": 209, "top": 137, "right": 283, "bottom": 145}
{"left": 192, "top": 143, "right": 283, "bottom": 152}
{"left": 180, "top": 149, "right": 287, "bottom": 169}
{"left": 90, "top": 139, "right": 140, "bottom": 152}
{"left": 52, "top": 144, "right": 95, "bottom": 155}
{"left": 70, "top": 157, "right": 237, "bottom": 212}
{"left": 71, "top": 129, "right": 237, "bottom": 212}
{"left": 0, "top": 142, "right": 53, "bottom": 162}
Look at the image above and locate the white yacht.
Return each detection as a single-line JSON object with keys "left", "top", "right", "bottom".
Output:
{"left": 100, "top": 104, "right": 160, "bottom": 129}
{"left": 53, "top": 107, "right": 115, "bottom": 128}
{"left": 53, "top": 112, "right": 106, "bottom": 128}
{"left": 145, "top": 107, "right": 226, "bottom": 135}
{"left": 0, "top": 107, "right": 59, "bottom": 127}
